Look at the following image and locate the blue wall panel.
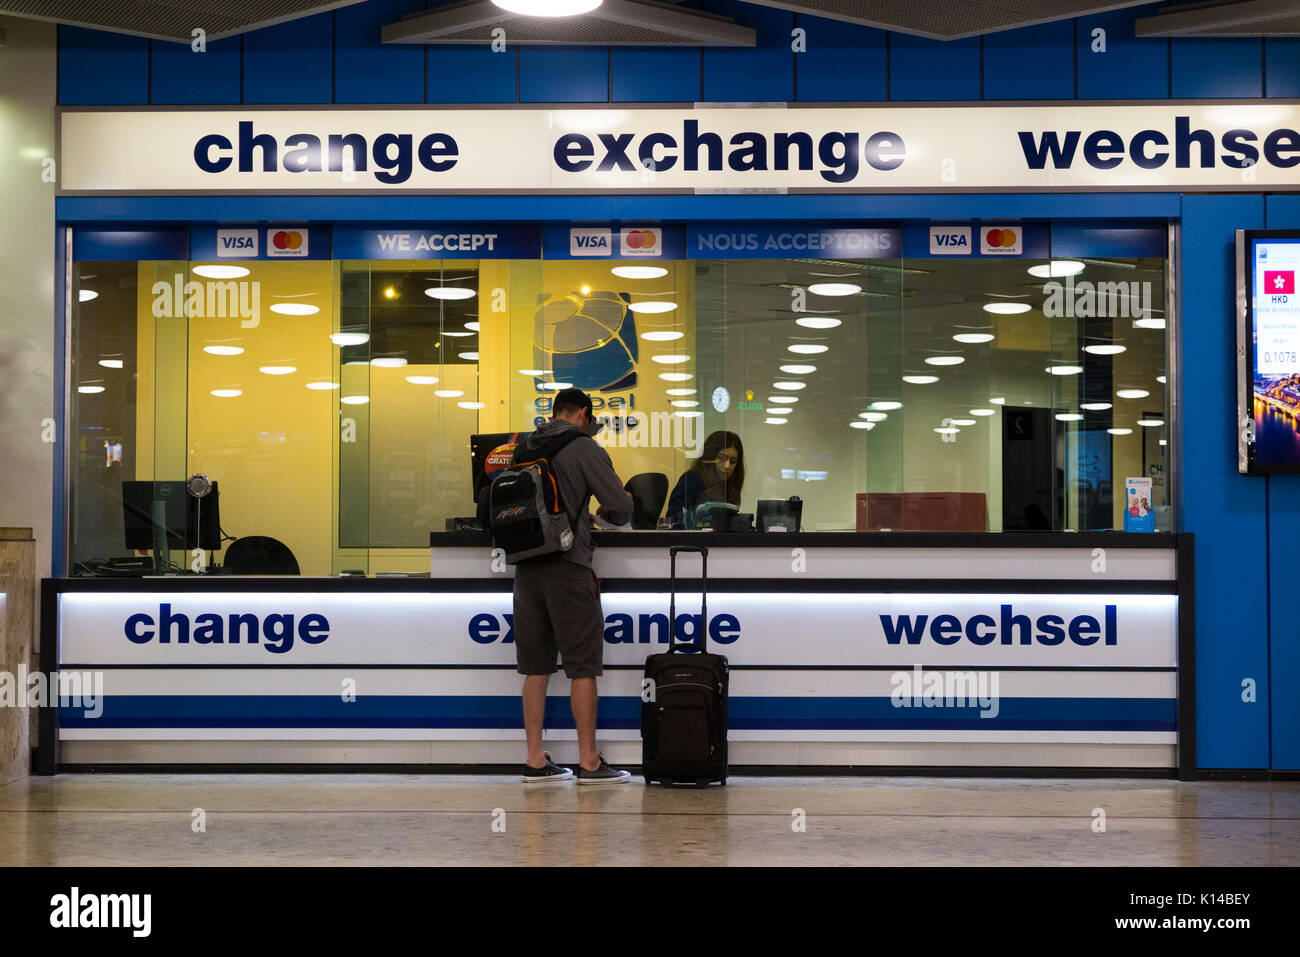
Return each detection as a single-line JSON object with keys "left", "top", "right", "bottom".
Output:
{"left": 889, "top": 34, "right": 979, "bottom": 101}
{"left": 519, "top": 48, "right": 608, "bottom": 103}
{"left": 794, "top": 18, "right": 887, "bottom": 102}
{"left": 701, "top": 0, "right": 793, "bottom": 102}
{"left": 981, "top": 21, "right": 1074, "bottom": 101}
{"left": 612, "top": 49, "right": 701, "bottom": 103}
{"left": 58, "top": 25, "right": 149, "bottom": 105}
{"left": 429, "top": 47, "right": 518, "bottom": 103}
{"left": 1171, "top": 38, "right": 1262, "bottom": 99}
{"left": 1265, "top": 39, "right": 1300, "bottom": 98}
{"left": 1264, "top": 193, "right": 1300, "bottom": 771}
{"left": 333, "top": 0, "right": 426, "bottom": 103}
{"left": 1181, "top": 194, "right": 1269, "bottom": 770}
{"left": 1074, "top": 8, "right": 1168, "bottom": 100}
{"left": 150, "top": 37, "right": 242, "bottom": 105}
{"left": 243, "top": 15, "right": 333, "bottom": 104}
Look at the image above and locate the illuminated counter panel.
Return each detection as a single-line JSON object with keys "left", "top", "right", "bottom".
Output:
{"left": 41, "top": 532, "right": 1193, "bottom": 775}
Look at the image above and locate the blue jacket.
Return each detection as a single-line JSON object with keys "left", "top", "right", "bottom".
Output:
{"left": 667, "top": 471, "right": 727, "bottom": 528}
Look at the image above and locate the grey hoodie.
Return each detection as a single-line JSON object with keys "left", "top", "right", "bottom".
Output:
{"left": 513, "top": 419, "right": 633, "bottom": 568}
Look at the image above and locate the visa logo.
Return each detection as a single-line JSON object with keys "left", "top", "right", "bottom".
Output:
{"left": 929, "top": 226, "right": 972, "bottom": 255}
{"left": 570, "top": 227, "right": 612, "bottom": 256}
{"left": 216, "top": 228, "right": 258, "bottom": 258}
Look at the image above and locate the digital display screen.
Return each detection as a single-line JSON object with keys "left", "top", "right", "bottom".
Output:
{"left": 1246, "top": 232, "right": 1300, "bottom": 472}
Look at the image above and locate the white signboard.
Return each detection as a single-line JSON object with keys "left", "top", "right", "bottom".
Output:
{"left": 59, "top": 105, "right": 1300, "bottom": 193}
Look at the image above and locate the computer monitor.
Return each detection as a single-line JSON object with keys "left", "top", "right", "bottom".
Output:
{"left": 122, "top": 480, "right": 221, "bottom": 551}
{"left": 757, "top": 497, "right": 803, "bottom": 532}
{"left": 470, "top": 432, "right": 530, "bottom": 502}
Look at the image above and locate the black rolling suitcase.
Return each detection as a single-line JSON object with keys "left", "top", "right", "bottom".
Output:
{"left": 641, "top": 546, "right": 728, "bottom": 787}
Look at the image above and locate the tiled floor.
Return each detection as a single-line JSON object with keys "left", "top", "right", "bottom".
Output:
{"left": 0, "top": 773, "right": 1297, "bottom": 866}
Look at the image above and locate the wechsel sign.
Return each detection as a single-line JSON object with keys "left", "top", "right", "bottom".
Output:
{"left": 59, "top": 105, "right": 1300, "bottom": 193}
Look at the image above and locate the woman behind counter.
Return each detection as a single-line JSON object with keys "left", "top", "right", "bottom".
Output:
{"left": 666, "top": 430, "right": 745, "bottom": 528}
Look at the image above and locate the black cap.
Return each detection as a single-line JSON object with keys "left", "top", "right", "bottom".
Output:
{"left": 552, "top": 387, "right": 602, "bottom": 436}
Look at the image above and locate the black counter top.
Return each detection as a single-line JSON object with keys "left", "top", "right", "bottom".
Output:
{"left": 432, "top": 530, "right": 1184, "bottom": 549}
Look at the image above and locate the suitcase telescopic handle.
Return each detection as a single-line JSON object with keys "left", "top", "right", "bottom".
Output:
{"left": 669, "top": 546, "right": 708, "bottom": 654}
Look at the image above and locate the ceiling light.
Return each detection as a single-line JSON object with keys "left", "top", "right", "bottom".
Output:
{"left": 787, "top": 344, "right": 828, "bottom": 355}
{"left": 259, "top": 365, "right": 297, "bottom": 375}
{"left": 934, "top": 427, "right": 960, "bottom": 435}
{"left": 371, "top": 357, "right": 408, "bottom": 368}
{"left": 808, "top": 282, "right": 861, "bottom": 296}
{"left": 1156, "top": 375, "right": 1167, "bottom": 384}
{"left": 1084, "top": 344, "right": 1126, "bottom": 355}
{"left": 1055, "top": 413, "right": 1083, "bottom": 421}
{"left": 405, "top": 376, "right": 439, "bottom": 385}
{"left": 77, "top": 385, "right": 105, "bottom": 394}
{"left": 665, "top": 388, "right": 696, "bottom": 396}
{"left": 773, "top": 381, "right": 806, "bottom": 391}
{"left": 306, "top": 381, "right": 340, "bottom": 390}
{"left": 795, "top": 317, "right": 842, "bottom": 329}
{"left": 539, "top": 382, "right": 573, "bottom": 390}
{"left": 434, "top": 389, "right": 465, "bottom": 398}
{"left": 492, "top": 0, "right": 603, "bottom": 17}
{"left": 210, "top": 389, "right": 242, "bottom": 398}
{"left": 953, "top": 333, "right": 994, "bottom": 344}
{"left": 969, "top": 408, "right": 995, "bottom": 416}
{"left": 1160, "top": 439, "right": 1167, "bottom": 446}
{"left": 659, "top": 372, "right": 692, "bottom": 382}
{"left": 675, "top": 410, "right": 702, "bottom": 418}
{"left": 458, "top": 401, "right": 486, "bottom": 410}
{"left": 612, "top": 265, "right": 667, "bottom": 279}
{"left": 1080, "top": 402, "right": 1113, "bottom": 411}
{"left": 460, "top": 352, "right": 479, "bottom": 361}
{"left": 341, "top": 395, "right": 370, "bottom": 405}
{"left": 641, "top": 331, "right": 684, "bottom": 342}
{"left": 983, "top": 303, "right": 1032, "bottom": 315}
{"left": 98, "top": 359, "right": 123, "bottom": 369}
{"left": 652, "top": 354, "right": 690, "bottom": 364}
{"left": 925, "top": 356, "right": 964, "bottom": 366}
{"left": 950, "top": 418, "right": 976, "bottom": 426}
{"left": 629, "top": 301, "right": 677, "bottom": 314}
{"left": 465, "top": 321, "right": 480, "bottom": 332}
{"left": 903, "top": 375, "right": 939, "bottom": 385}
{"left": 860, "top": 412, "right": 887, "bottom": 421}
{"left": 870, "top": 401, "right": 902, "bottom": 411}
{"left": 204, "top": 345, "right": 245, "bottom": 356}
{"left": 765, "top": 417, "right": 788, "bottom": 425}
{"left": 989, "top": 397, "right": 1006, "bottom": 405}
{"left": 441, "top": 331, "right": 473, "bottom": 337}
{"left": 780, "top": 364, "right": 817, "bottom": 375}
{"left": 518, "top": 369, "right": 544, "bottom": 376}
{"left": 1133, "top": 317, "right": 1166, "bottom": 329}
{"left": 1107, "top": 428, "right": 1133, "bottom": 435}
{"left": 78, "top": 289, "right": 98, "bottom": 302}
{"left": 1046, "top": 365, "right": 1084, "bottom": 376}
{"left": 1116, "top": 389, "right": 1150, "bottom": 399}
{"left": 850, "top": 421, "right": 873, "bottom": 430}
{"left": 425, "top": 287, "right": 475, "bottom": 300}
{"left": 331, "top": 332, "right": 369, "bottom": 347}
{"left": 270, "top": 303, "right": 319, "bottom": 316}
{"left": 192, "top": 265, "right": 249, "bottom": 279}
{"left": 1027, "top": 260, "right": 1085, "bottom": 278}
{"left": 671, "top": 400, "right": 700, "bottom": 408}
{"left": 768, "top": 396, "right": 798, "bottom": 404}
{"left": 1137, "top": 418, "right": 1165, "bottom": 427}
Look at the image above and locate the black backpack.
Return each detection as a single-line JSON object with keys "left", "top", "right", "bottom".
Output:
{"left": 487, "top": 430, "right": 586, "bottom": 564}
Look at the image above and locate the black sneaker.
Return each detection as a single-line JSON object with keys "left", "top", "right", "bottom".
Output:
{"left": 576, "top": 753, "right": 631, "bottom": 785}
{"left": 521, "top": 751, "right": 573, "bottom": 784}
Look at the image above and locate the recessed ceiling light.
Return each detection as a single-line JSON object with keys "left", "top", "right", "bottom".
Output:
{"left": 651, "top": 354, "right": 690, "bottom": 364}
{"left": 629, "top": 301, "right": 677, "bottom": 314}
{"left": 1116, "top": 389, "right": 1150, "bottom": 399}
{"left": 306, "top": 381, "right": 340, "bottom": 390}
{"left": 77, "top": 385, "right": 105, "bottom": 394}
{"left": 950, "top": 418, "right": 976, "bottom": 426}
{"left": 441, "top": 331, "right": 473, "bottom": 338}
{"left": 259, "top": 365, "right": 297, "bottom": 375}
{"left": 612, "top": 265, "right": 668, "bottom": 279}
{"left": 641, "top": 331, "right": 684, "bottom": 342}
{"left": 1080, "top": 402, "right": 1113, "bottom": 411}
{"left": 465, "top": 321, "right": 480, "bottom": 332}
{"left": 1159, "top": 439, "right": 1167, "bottom": 446}
{"left": 1046, "top": 365, "right": 1084, "bottom": 376}
{"left": 425, "top": 287, "right": 475, "bottom": 300}
{"left": 659, "top": 372, "right": 693, "bottom": 382}
{"left": 98, "top": 359, "right": 123, "bottom": 369}
{"left": 518, "top": 369, "right": 544, "bottom": 376}
{"left": 780, "top": 364, "right": 817, "bottom": 375}
{"left": 405, "top": 376, "right": 439, "bottom": 385}
{"left": 969, "top": 409, "right": 995, "bottom": 416}
{"left": 953, "top": 333, "right": 994, "bottom": 344}
{"left": 371, "top": 357, "right": 408, "bottom": 368}
{"left": 460, "top": 352, "right": 479, "bottom": 361}
{"left": 331, "top": 332, "right": 369, "bottom": 347}
{"left": 925, "top": 356, "right": 965, "bottom": 366}
{"left": 808, "top": 282, "right": 861, "bottom": 296}
{"left": 850, "top": 421, "right": 874, "bottom": 430}
{"left": 341, "top": 395, "right": 370, "bottom": 405}
{"left": 1156, "top": 375, "right": 1167, "bottom": 384}
{"left": 665, "top": 388, "right": 696, "bottom": 396}
{"left": 1027, "top": 260, "right": 1085, "bottom": 279}
{"left": 192, "top": 265, "right": 249, "bottom": 279}
{"left": 773, "top": 381, "right": 806, "bottom": 390}
{"left": 902, "top": 375, "right": 939, "bottom": 384}
{"left": 934, "top": 427, "right": 960, "bottom": 435}
{"left": 989, "top": 397, "right": 1006, "bottom": 405}
{"left": 675, "top": 410, "right": 702, "bottom": 418}
{"left": 671, "top": 400, "right": 700, "bottom": 408}
{"left": 1055, "top": 413, "right": 1083, "bottom": 421}
{"left": 1133, "top": 317, "right": 1166, "bottom": 329}
{"left": 1084, "top": 344, "right": 1127, "bottom": 355}
{"left": 1107, "top": 427, "right": 1133, "bottom": 435}
{"left": 859, "top": 412, "right": 888, "bottom": 421}
{"left": 458, "top": 401, "right": 486, "bottom": 410}
{"left": 795, "top": 317, "right": 842, "bottom": 329}
{"left": 538, "top": 382, "right": 573, "bottom": 390}
{"left": 983, "top": 303, "right": 1032, "bottom": 315}
{"left": 768, "top": 396, "right": 799, "bottom": 404}
{"left": 210, "top": 389, "right": 242, "bottom": 398}
{"left": 765, "top": 417, "right": 788, "bottom": 425}
{"left": 1137, "top": 418, "right": 1165, "bottom": 427}
{"left": 434, "top": 389, "right": 465, "bottom": 398}
{"left": 78, "top": 289, "right": 98, "bottom": 302}
{"left": 270, "top": 303, "right": 319, "bottom": 316}
{"left": 204, "top": 345, "right": 245, "bottom": 356}
{"left": 870, "top": 401, "right": 902, "bottom": 411}
{"left": 492, "top": 0, "right": 602, "bottom": 18}
{"left": 787, "top": 344, "right": 828, "bottom": 355}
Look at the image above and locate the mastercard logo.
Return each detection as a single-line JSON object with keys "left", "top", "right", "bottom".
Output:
{"left": 620, "top": 227, "right": 662, "bottom": 257}
{"left": 272, "top": 230, "right": 304, "bottom": 250}
{"left": 624, "top": 230, "right": 658, "bottom": 250}
{"left": 984, "top": 228, "right": 1018, "bottom": 248}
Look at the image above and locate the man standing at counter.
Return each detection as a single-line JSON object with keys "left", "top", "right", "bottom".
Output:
{"left": 512, "top": 388, "right": 635, "bottom": 785}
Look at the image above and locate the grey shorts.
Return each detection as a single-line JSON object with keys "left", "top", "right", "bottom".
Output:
{"left": 511, "top": 558, "right": 605, "bottom": 678}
